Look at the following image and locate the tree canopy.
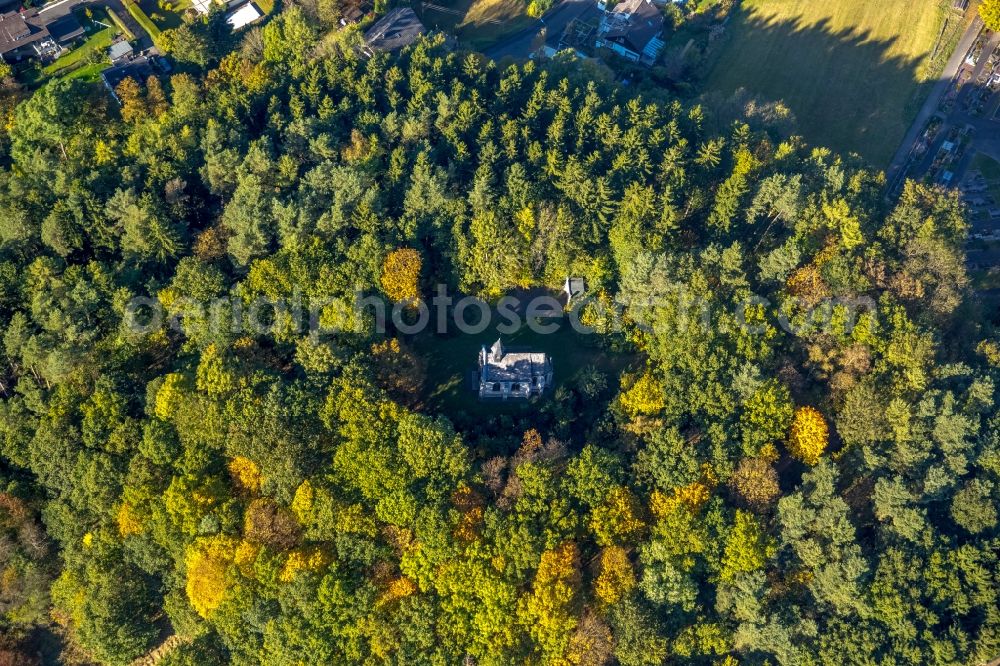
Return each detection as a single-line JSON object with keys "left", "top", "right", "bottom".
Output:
{"left": 0, "top": 10, "right": 998, "bottom": 666}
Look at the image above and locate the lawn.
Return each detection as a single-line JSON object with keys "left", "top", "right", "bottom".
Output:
{"left": 123, "top": 0, "right": 167, "bottom": 50}
{"left": 139, "top": 0, "right": 192, "bottom": 32}
{"left": 410, "top": 301, "right": 635, "bottom": 419}
{"left": 417, "top": 0, "right": 534, "bottom": 49}
{"left": 973, "top": 152, "right": 1000, "bottom": 181}
{"left": 705, "top": 0, "right": 970, "bottom": 166}
{"left": 43, "top": 27, "right": 115, "bottom": 77}
{"left": 41, "top": 8, "right": 119, "bottom": 80}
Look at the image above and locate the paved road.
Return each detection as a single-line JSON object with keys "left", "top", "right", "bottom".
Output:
{"left": 484, "top": 0, "right": 599, "bottom": 61}
{"left": 886, "top": 17, "right": 983, "bottom": 190}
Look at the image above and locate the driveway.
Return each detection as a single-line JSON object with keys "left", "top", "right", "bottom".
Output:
{"left": 484, "top": 0, "right": 600, "bottom": 61}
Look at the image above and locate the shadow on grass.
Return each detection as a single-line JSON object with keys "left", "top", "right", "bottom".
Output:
{"left": 703, "top": 7, "right": 937, "bottom": 166}
{"left": 408, "top": 299, "right": 637, "bottom": 444}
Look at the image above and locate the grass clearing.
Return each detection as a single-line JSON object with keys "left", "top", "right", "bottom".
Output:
{"left": 705, "top": 0, "right": 971, "bottom": 166}
{"left": 139, "top": 0, "right": 192, "bottom": 32}
{"left": 417, "top": 0, "right": 534, "bottom": 49}
{"left": 411, "top": 302, "right": 634, "bottom": 420}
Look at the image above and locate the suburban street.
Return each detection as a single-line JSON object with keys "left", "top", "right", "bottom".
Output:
{"left": 483, "top": 0, "right": 599, "bottom": 60}
{"left": 886, "top": 16, "right": 983, "bottom": 192}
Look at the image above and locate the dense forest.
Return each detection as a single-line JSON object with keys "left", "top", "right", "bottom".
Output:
{"left": 0, "top": 6, "right": 999, "bottom": 665}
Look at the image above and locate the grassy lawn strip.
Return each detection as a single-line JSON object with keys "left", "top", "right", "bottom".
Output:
{"left": 705, "top": 0, "right": 969, "bottom": 166}
{"left": 123, "top": 0, "right": 166, "bottom": 49}
{"left": 255, "top": 0, "right": 275, "bottom": 16}
{"left": 65, "top": 61, "right": 110, "bottom": 82}
{"left": 106, "top": 7, "right": 136, "bottom": 41}
{"left": 43, "top": 27, "right": 115, "bottom": 76}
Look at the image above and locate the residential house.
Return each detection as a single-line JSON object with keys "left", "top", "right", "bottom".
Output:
{"left": 226, "top": 2, "right": 262, "bottom": 31}
{"left": 0, "top": 11, "right": 55, "bottom": 61}
{"left": 595, "top": 0, "right": 665, "bottom": 65}
{"left": 0, "top": 9, "right": 85, "bottom": 63}
{"left": 192, "top": 0, "right": 246, "bottom": 14}
{"left": 107, "top": 39, "right": 133, "bottom": 64}
{"left": 362, "top": 7, "right": 425, "bottom": 55}
{"left": 340, "top": 0, "right": 371, "bottom": 26}
{"left": 478, "top": 339, "right": 553, "bottom": 400}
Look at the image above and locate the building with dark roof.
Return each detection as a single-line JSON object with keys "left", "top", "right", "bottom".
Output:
{"left": 0, "top": 11, "right": 54, "bottom": 60}
{"left": 362, "top": 7, "right": 425, "bottom": 55}
{"left": 595, "top": 0, "right": 665, "bottom": 65}
{"left": 0, "top": 9, "right": 86, "bottom": 62}
{"left": 45, "top": 13, "right": 84, "bottom": 45}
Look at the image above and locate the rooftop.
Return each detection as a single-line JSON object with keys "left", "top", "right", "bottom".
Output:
{"left": 226, "top": 2, "right": 262, "bottom": 30}
{"left": 480, "top": 339, "right": 552, "bottom": 383}
{"left": 363, "top": 7, "right": 425, "bottom": 52}
{"left": 45, "top": 13, "right": 83, "bottom": 44}
{"left": 108, "top": 40, "right": 133, "bottom": 61}
{"left": 0, "top": 11, "right": 45, "bottom": 55}
{"left": 102, "top": 56, "right": 154, "bottom": 98}
{"left": 601, "top": 0, "right": 663, "bottom": 55}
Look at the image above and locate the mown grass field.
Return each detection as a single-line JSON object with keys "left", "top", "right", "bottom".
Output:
{"left": 417, "top": 0, "right": 534, "bottom": 49}
{"left": 139, "top": 0, "right": 192, "bottom": 32}
{"left": 706, "top": 0, "right": 970, "bottom": 166}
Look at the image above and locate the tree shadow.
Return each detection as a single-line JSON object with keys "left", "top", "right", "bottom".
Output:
{"left": 704, "top": 6, "right": 937, "bottom": 166}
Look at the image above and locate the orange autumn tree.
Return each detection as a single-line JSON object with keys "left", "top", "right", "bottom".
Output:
{"left": 788, "top": 406, "right": 829, "bottom": 465}
{"left": 380, "top": 248, "right": 422, "bottom": 304}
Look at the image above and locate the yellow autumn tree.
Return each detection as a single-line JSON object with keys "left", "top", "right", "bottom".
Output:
{"left": 589, "top": 486, "right": 645, "bottom": 546}
{"left": 650, "top": 465, "right": 718, "bottom": 518}
{"left": 380, "top": 248, "right": 422, "bottom": 304}
{"left": 788, "top": 406, "right": 829, "bottom": 465}
{"left": 154, "top": 373, "right": 186, "bottom": 420}
{"left": 593, "top": 546, "right": 635, "bottom": 606}
{"left": 618, "top": 371, "right": 666, "bottom": 417}
{"left": 290, "top": 479, "right": 315, "bottom": 523}
{"left": 279, "top": 545, "right": 332, "bottom": 583}
{"left": 519, "top": 542, "right": 581, "bottom": 663}
{"left": 981, "top": 0, "right": 1000, "bottom": 32}
{"left": 116, "top": 502, "right": 144, "bottom": 537}
{"left": 376, "top": 576, "right": 417, "bottom": 608}
{"left": 185, "top": 536, "right": 237, "bottom": 618}
{"left": 233, "top": 540, "right": 260, "bottom": 578}
{"left": 227, "top": 456, "right": 262, "bottom": 494}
